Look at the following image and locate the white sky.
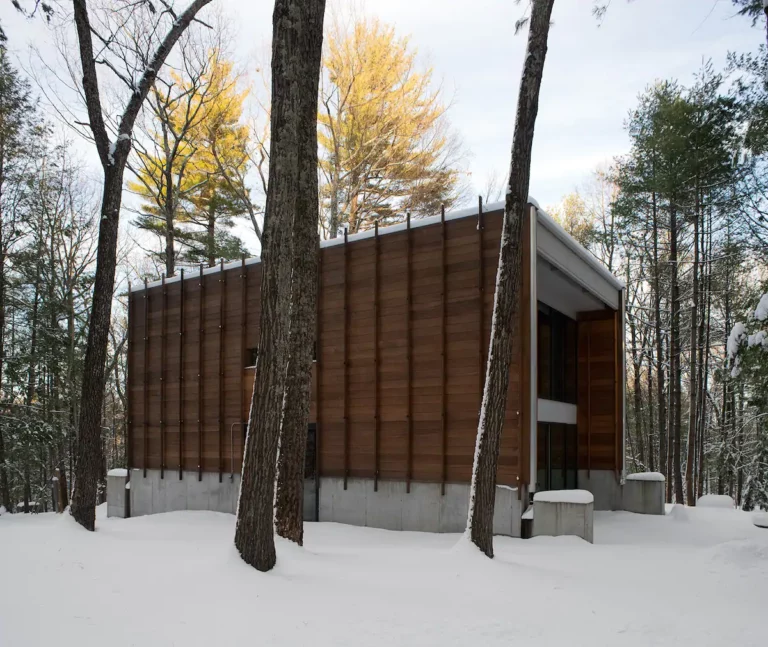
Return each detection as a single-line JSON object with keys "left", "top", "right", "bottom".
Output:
{"left": 2, "top": 0, "right": 763, "bottom": 255}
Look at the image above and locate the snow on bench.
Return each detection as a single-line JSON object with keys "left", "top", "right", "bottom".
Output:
{"left": 753, "top": 513, "right": 768, "bottom": 529}
{"left": 107, "top": 468, "right": 128, "bottom": 477}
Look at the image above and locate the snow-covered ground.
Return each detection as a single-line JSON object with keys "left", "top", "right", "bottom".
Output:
{"left": 1, "top": 504, "right": 767, "bottom": 646}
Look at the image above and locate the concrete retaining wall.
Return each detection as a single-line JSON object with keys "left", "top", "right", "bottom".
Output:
{"left": 318, "top": 477, "right": 523, "bottom": 536}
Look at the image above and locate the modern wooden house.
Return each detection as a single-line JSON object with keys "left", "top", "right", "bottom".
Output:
{"left": 124, "top": 199, "right": 627, "bottom": 536}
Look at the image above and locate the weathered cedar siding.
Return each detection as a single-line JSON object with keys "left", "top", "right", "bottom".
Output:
{"left": 128, "top": 208, "right": 525, "bottom": 486}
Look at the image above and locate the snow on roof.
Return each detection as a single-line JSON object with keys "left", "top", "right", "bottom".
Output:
{"left": 107, "top": 468, "right": 128, "bottom": 477}
{"left": 533, "top": 490, "right": 594, "bottom": 505}
{"left": 626, "top": 472, "right": 665, "bottom": 482}
{"left": 131, "top": 198, "right": 624, "bottom": 293}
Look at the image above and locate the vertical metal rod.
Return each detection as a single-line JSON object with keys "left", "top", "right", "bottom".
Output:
{"left": 373, "top": 221, "right": 380, "bottom": 491}
{"left": 406, "top": 213, "right": 413, "bottom": 493}
{"left": 218, "top": 259, "right": 226, "bottom": 483}
{"left": 160, "top": 274, "right": 167, "bottom": 479}
{"left": 614, "top": 304, "right": 620, "bottom": 478}
{"left": 178, "top": 269, "right": 185, "bottom": 479}
{"left": 478, "top": 196, "right": 485, "bottom": 401}
{"left": 587, "top": 320, "right": 592, "bottom": 477}
{"left": 198, "top": 264, "right": 204, "bottom": 481}
{"left": 127, "top": 282, "right": 133, "bottom": 472}
{"left": 142, "top": 278, "right": 149, "bottom": 478}
{"left": 315, "top": 251, "right": 323, "bottom": 515}
{"left": 343, "top": 228, "right": 349, "bottom": 490}
{"left": 239, "top": 256, "right": 246, "bottom": 475}
{"left": 440, "top": 206, "right": 447, "bottom": 496}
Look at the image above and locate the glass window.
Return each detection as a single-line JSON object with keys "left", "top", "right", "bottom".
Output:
{"left": 536, "top": 423, "right": 578, "bottom": 491}
{"left": 537, "top": 303, "right": 577, "bottom": 404}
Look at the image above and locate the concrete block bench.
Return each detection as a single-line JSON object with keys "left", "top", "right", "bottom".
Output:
{"left": 107, "top": 468, "right": 129, "bottom": 518}
{"left": 623, "top": 472, "right": 665, "bottom": 515}
{"left": 533, "top": 490, "right": 594, "bottom": 543}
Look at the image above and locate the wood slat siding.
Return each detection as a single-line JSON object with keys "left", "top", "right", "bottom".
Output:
{"left": 129, "top": 207, "right": 530, "bottom": 487}
{"left": 577, "top": 309, "right": 622, "bottom": 472}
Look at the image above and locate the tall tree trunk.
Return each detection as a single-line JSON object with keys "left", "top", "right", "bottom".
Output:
{"left": 236, "top": 0, "right": 319, "bottom": 571}
{"left": 651, "top": 191, "right": 668, "bottom": 499}
{"left": 165, "top": 162, "right": 175, "bottom": 277}
{"left": 466, "top": 0, "right": 554, "bottom": 558}
{"left": 670, "top": 202, "right": 683, "bottom": 503}
{"left": 697, "top": 208, "right": 712, "bottom": 499}
{"left": 685, "top": 211, "right": 699, "bottom": 505}
{"left": 646, "top": 345, "right": 656, "bottom": 472}
{"left": 274, "top": 0, "right": 326, "bottom": 545}
{"left": 71, "top": 168, "right": 124, "bottom": 529}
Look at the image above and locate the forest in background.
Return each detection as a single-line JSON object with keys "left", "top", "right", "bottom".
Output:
{"left": 1, "top": 1, "right": 767, "bottom": 514}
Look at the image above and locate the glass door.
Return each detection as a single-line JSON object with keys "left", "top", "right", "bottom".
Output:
{"left": 536, "top": 422, "right": 577, "bottom": 491}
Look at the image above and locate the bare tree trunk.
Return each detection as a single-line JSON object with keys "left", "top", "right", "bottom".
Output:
{"left": 669, "top": 203, "right": 683, "bottom": 503}
{"left": 69, "top": 0, "right": 212, "bottom": 531}
{"left": 466, "top": 0, "right": 554, "bottom": 558}
{"left": 685, "top": 211, "right": 699, "bottom": 505}
{"left": 274, "top": 0, "right": 326, "bottom": 546}
{"left": 236, "top": 0, "right": 319, "bottom": 571}
{"left": 651, "top": 190, "right": 668, "bottom": 498}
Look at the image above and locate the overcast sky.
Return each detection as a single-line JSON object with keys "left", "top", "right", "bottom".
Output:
{"left": 2, "top": 0, "right": 763, "bottom": 248}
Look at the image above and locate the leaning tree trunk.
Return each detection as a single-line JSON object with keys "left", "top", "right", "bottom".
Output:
{"left": 466, "top": 0, "right": 555, "bottom": 558}
{"left": 274, "top": 0, "right": 326, "bottom": 547}
{"left": 69, "top": 0, "right": 212, "bottom": 531}
{"left": 235, "top": 0, "right": 315, "bottom": 572}
{"left": 70, "top": 167, "right": 125, "bottom": 529}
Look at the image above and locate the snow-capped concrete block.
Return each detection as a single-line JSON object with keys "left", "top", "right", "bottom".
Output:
{"left": 533, "top": 490, "right": 594, "bottom": 543}
{"left": 107, "top": 470, "right": 128, "bottom": 518}
{"left": 623, "top": 472, "right": 665, "bottom": 515}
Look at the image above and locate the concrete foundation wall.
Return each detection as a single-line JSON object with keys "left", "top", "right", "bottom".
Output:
{"left": 577, "top": 470, "right": 623, "bottom": 511}
{"left": 130, "top": 469, "right": 317, "bottom": 520}
{"left": 318, "top": 477, "right": 523, "bottom": 536}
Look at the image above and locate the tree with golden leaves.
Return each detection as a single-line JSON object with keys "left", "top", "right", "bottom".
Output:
{"left": 319, "top": 16, "right": 466, "bottom": 237}
{"left": 129, "top": 44, "right": 252, "bottom": 274}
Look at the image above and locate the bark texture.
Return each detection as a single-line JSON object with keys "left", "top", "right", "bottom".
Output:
{"left": 466, "top": 0, "right": 554, "bottom": 558}
{"left": 69, "top": 0, "right": 212, "bottom": 531}
{"left": 274, "top": 0, "right": 326, "bottom": 546}
{"left": 235, "top": 0, "right": 313, "bottom": 571}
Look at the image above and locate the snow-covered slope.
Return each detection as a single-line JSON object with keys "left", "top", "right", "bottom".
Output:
{"left": 1, "top": 504, "right": 766, "bottom": 646}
